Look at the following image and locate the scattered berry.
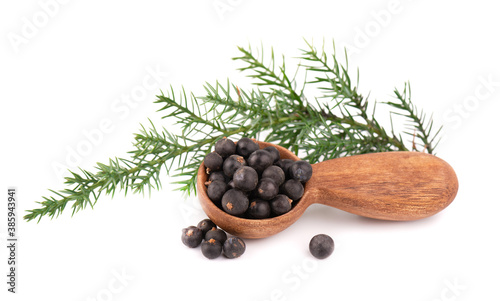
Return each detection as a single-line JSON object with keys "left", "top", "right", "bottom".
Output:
{"left": 247, "top": 198, "right": 271, "bottom": 219}
{"left": 309, "top": 234, "right": 334, "bottom": 259}
{"left": 181, "top": 226, "right": 203, "bottom": 248}
{"left": 201, "top": 239, "right": 222, "bottom": 259}
{"left": 236, "top": 137, "right": 259, "bottom": 158}
{"left": 262, "top": 165, "right": 285, "bottom": 186}
{"left": 289, "top": 160, "right": 313, "bottom": 183}
{"left": 223, "top": 237, "right": 246, "bottom": 259}
{"left": 280, "top": 179, "right": 304, "bottom": 201}
{"left": 182, "top": 219, "right": 245, "bottom": 260}
{"left": 223, "top": 154, "right": 247, "bottom": 178}
{"left": 221, "top": 189, "right": 249, "bottom": 216}
{"left": 233, "top": 166, "right": 258, "bottom": 192}
{"left": 205, "top": 228, "right": 227, "bottom": 243}
{"left": 197, "top": 219, "right": 217, "bottom": 235}
{"left": 270, "top": 194, "right": 293, "bottom": 216}
{"left": 204, "top": 152, "right": 223, "bottom": 173}
{"left": 215, "top": 137, "right": 236, "bottom": 159}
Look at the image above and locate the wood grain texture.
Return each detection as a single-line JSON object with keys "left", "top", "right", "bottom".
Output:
{"left": 197, "top": 141, "right": 459, "bottom": 238}
{"left": 304, "top": 152, "right": 459, "bottom": 221}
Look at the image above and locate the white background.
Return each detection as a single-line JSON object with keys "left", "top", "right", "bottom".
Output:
{"left": 1, "top": 0, "right": 499, "bottom": 300}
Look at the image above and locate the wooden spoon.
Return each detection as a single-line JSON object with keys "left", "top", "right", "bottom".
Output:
{"left": 197, "top": 141, "right": 458, "bottom": 239}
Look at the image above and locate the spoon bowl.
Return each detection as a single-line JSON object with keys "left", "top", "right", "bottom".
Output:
{"left": 197, "top": 141, "right": 459, "bottom": 238}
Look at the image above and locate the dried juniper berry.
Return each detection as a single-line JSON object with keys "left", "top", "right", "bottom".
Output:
{"left": 232, "top": 166, "right": 258, "bottom": 192}
{"left": 197, "top": 219, "right": 217, "bottom": 235}
{"left": 221, "top": 189, "right": 249, "bottom": 216}
{"left": 280, "top": 179, "right": 304, "bottom": 201}
{"left": 248, "top": 149, "right": 274, "bottom": 174}
{"left": 223, "top": 237, "right": 246, "bottom": 259}
{"left": 255, "top": 178, "right": 279, "bottom": 201}
{"left": 201, "top": 239, "right": 222, "bottom": 259}
{"left": 223, "top": 154, "right": 247, "bottom": 178}
{"left": 181, "top": 226, "right": 203, "bottom": 248}
{"left": 215, "top": 137, "right": 236, "bottom": 159}
{"left": 205, "top": 228, "right": 227, "bottom": 243}
{"left": 207, "top": 171, "right": 226, "bottom": 184}
{"left": 270, "top": 194, "right": 293, "bottom": 216}
{"left": 236, "top": 137, "right": 259, "bottom": 158}
{"left": 262, "top": 165, "right": 285, "bottom": 186}
{"left": 263, "top": 146, "right": 280, "bottom": 163}
{"left": 204, "top": 152, "right": 223, "bottom": 173}
{"left": 309, "top": 234, "right": 334, "bottom": 259}
{"left": 247, "top": 198, "right": 271, "bottom": 219}
{"left": 289, "top": 160, "right": 313, "bottom": 183}
{"left": 207, "top": 180, "right": 227, "bottom": 204}
{"left": 275, "top": 159, "right": 295, "bottom": 177}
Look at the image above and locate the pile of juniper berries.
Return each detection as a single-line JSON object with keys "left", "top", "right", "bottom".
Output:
{"left": 181, "top": 218, "right": 246, "bottom": 259}
{"left": 204, "top": 137, "right": 313, "bottom": 218}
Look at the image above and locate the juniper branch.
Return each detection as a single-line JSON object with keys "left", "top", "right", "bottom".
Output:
{"left": 25, "top": 41, "right": 441, "bottom": 222}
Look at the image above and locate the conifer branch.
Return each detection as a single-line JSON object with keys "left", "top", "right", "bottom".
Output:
{"left": 25, "top": 41, "right": 441, "bottom": 222}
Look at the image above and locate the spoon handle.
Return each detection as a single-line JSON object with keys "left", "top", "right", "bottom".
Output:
{"left": 305, "top": 152, "right": 458, "bottom": 220}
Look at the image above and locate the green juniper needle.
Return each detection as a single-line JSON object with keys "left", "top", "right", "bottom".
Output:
{"left": 24, "top": 41, "right": 441, "bottom": 222}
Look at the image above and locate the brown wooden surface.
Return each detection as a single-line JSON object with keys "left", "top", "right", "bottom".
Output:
{"left": 197, "top": 141, "right": 459, "bottom": 238}
{"left": 304, "top": 151, "right": 458, "bottom": 221}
